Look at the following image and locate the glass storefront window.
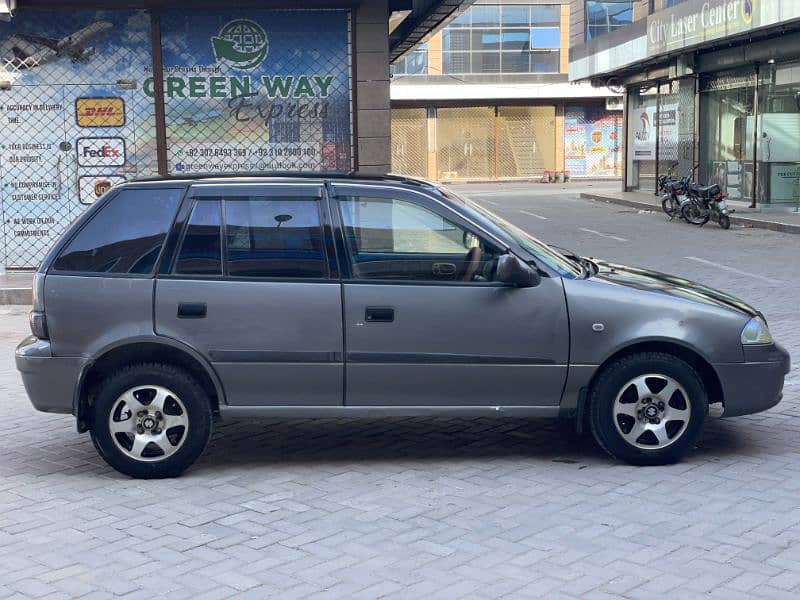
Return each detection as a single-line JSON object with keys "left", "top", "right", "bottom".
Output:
{"left": 756, "top": 61, "right": 800, "bottom": 207}
{"left": 585, "top": 1, "right": 633, "bottom": 41}
{"left": 699, "top": 69, "right": 757, "bottom": 203}
{"left": 626, "top": 87, "right": 658, "bottom": 190}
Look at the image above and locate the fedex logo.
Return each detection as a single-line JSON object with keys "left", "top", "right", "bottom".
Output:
{"left": 76, "top": 137, "right": 126, "bottom": 167}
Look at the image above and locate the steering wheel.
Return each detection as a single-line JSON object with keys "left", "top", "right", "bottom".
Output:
{"left": 463, "top": 247, "right": 482, "bottom": 281}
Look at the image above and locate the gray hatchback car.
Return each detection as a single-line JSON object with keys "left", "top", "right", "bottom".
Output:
{"left": 17, "top": 174, "right": 790, "bottom": 478}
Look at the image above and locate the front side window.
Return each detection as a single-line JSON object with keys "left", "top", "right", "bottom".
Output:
{"left": 53, "top": 188, "right": 182, "bottom": 274}
{"left": 339, "top": 196, "right": 500, "bottom": 282}
{"left": 224, "top": 198, "right": 326, "bottom": 279}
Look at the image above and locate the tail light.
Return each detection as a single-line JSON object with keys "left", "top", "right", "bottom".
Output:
{"left": 29, "top": 272, "right": 48, "bottom": 340}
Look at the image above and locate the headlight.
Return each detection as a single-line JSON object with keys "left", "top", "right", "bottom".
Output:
{"left": 741, "top": 317, "right": 773, "bottom": 345}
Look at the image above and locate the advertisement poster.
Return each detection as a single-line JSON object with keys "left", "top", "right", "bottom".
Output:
{"left": 0, "top": 9, "right": 352, "bottom": 267}
{"left": 564, "top": 107, "right": 623, "bottom": 177}
{"left": 158, "top": 10, "right": 352, "bottom": 174}
{"left": 629, "top": 102, "right": 677, "bottom": 162}
{"left": 0, "top": 10, "right": 154, "bottom": 267}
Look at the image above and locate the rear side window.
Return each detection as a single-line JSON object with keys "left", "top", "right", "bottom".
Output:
{"left": 53, "top": 188, "right": 182, "bottom": 274}
{"left": 174, "top": 200, "right": 222, "bottom": 276}
{"left": 224, "top": 198, "right": 326, "bottom": 278}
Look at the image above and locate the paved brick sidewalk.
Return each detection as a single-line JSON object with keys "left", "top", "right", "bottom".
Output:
{"left": 1, "top": 301, "right": 799, "bottom": 599}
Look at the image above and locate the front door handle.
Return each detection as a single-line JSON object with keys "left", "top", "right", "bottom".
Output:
{"left": 177, "top": 302, "right": 207, "bottom": 319}
{"left": 365, "top": 307, "right": 394, "bottom": 323}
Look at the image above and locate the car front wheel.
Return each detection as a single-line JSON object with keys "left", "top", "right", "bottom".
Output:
{"left": 90, "top": 363, "right": 212, "bottom": 478}
{"left": 589, "top": 352, "right": 708, "bottom": 466}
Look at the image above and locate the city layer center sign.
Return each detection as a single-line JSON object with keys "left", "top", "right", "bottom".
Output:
{"left": 646, "top": 0, "right": 800, "bottom": 57}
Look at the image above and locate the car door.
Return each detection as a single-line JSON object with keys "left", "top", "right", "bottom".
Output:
{"left": 330, "top": 183, "right": 569, "bottom": 407}
{"left": 155, "top": 182, "right": 343, "bottom": 407}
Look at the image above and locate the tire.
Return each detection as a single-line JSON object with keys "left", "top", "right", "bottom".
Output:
{"left": 90, "top": 363, "right": 213, "bottom": 478}
{"left": 661, "top": 195, "right": 678, "bottom": 219}
{"left": 718, "top": 215, "right": 731, "bottom": 230}
{"left": 588, "top": 352, "right": 708, "bottom": 466}
{"left": 680, "top": 200, "right": 709, "bottom": 226}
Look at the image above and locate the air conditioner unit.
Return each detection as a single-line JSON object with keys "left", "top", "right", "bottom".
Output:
{"left": 0, "top": 0, "right": 15, "bottom": 21}
{"left": 606, "top": 97, "right": 624, "bottom": 111}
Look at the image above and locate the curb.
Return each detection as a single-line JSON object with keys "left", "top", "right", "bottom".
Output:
{"left": 0, "top": 287, "right": 32, "bottom": 305}
{"left": 580, "top": 193, "right": 800, "bottom": 235}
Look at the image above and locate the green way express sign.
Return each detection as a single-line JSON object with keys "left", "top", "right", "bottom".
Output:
{"left": 143, "top": 75, "right": 334, "bottom": 99}
{"left": 143, "top": 18, "right": 336, "bottom": 99}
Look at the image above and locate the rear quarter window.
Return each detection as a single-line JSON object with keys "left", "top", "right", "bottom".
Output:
{"left": 52, "top": 188, "right": 183, "bottom": 274}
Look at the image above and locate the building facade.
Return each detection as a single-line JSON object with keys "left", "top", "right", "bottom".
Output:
{"left": 0, "top": 0, "right": 471, "bottom": 268}
{"left": 390, "top": 0, "right": 624, "bottom": 181}
{"left": 570, "top": 0, "right": 800, "bottom": 207}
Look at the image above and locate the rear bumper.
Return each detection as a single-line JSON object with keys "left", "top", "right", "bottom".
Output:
{"left": 16, "top": 336, "right": 84, "bottom": 415}
{"left": 715, "top": 343, "right": 791, "bottom": 418}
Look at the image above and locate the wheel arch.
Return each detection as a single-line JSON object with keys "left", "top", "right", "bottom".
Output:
{"left": 74, "top": 337, "right": 225, "bottom": 433}
{"left": 586, "top": 340, "right": 724, "bottom": 411}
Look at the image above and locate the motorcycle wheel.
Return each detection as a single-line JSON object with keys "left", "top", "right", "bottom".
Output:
{"left": 661, "top": 196, "right": 678, "bottom": 219}
{"left": 718, "top": 215, "right": 731, "bottom": 230}
{"left": 680, "top": 201, "right": 710, "bottom": 226}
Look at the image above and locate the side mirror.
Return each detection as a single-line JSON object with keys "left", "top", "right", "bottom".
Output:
{"left": 496, "top": 254, "right": 541, "bottom": 288}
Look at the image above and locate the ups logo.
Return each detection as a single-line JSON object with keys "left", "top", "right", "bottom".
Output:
{"left": 76, "top": 97, "right": 126, "bottom": 127}
{"left": 93, "top": 180, "right": 113, "bottom": 198}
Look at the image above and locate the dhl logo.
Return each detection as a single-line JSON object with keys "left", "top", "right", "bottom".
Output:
{"left": 75, "top": 97, "right": 126, "bottom": 127}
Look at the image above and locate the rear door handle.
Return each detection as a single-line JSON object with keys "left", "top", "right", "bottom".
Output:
{"left": 177, "top": 302, "right": 207, "bottom": 319}
{"left": 365, "top": 307, "right": 394, "bottom": 323}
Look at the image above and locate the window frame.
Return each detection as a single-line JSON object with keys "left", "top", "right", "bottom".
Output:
{"left": 47, "top": 185, "right": 186, "bottom": 279}
{"left": 163, "top": 185, "right": 335, "bottom": 283}
{"left": 330, "top": 183, "right": 512, "bottom": 287}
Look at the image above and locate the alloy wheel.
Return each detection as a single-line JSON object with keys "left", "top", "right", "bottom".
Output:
{"left": 612, "top": 374, "right": 691, "bottom": 450}
{"left": 108, "top": 385, "right": 189, "bottom": 462}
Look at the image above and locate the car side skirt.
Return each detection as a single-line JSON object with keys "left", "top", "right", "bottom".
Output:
{"left": 219, "top": 405, "right": 561, "bottom": 419}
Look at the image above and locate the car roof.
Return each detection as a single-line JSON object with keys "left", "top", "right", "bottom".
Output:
{"left": 126, "top": 171, "right": 440, "bottom": 190}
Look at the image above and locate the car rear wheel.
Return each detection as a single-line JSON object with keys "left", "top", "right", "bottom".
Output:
{"left": 90, "top": 363, "right": 212, "bottom": 478}
{"left": 589, "top": 352, "right": 707, "bottom": 466}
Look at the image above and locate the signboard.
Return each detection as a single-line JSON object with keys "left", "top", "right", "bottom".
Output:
{"left": 629, "top": 102, "right": 678, "bottom": 161}
{"left": 0, "top": 8, "right": 353, "bottom": 267}
{"left": 647, "top": 0, "right": 800, "bottom": 57}
{"left": 564, "top": 107, "right": 623, "bottom": 177}
{"left": 0, "top": 9, "right": 153, "bottom": 266}
{"left": 75, "top": 97, "right": 126, "bottom": 127}
{"left": 158, "top": 10, "right": 353, "bottom": 174}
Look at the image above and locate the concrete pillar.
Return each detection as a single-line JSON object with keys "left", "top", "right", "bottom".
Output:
{"left": 354, "top": 0, "right": 391, "bottom": 174}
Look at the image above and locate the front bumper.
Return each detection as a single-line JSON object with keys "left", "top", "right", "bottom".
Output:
{"left": 715, "top": 342, "right": 791, "bottom": 418}
{"left": 16, "top": 336, "right": 84, "bottom": 415}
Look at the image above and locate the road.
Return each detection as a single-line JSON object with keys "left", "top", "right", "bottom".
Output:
{"left": 1, "top": 181, "right": 799, "bottom": 599}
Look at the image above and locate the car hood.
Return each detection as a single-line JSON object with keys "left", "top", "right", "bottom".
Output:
{"left": 588, "top": 259, "right": 759, "bottom": 318}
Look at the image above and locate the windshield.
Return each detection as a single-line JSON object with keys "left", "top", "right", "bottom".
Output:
{"left": 438, "top": 187, "right": 583, "bottom": 278}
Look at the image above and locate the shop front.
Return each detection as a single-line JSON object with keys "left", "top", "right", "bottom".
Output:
{"left": 0, "top": 6, "right": 353, "bottom": 267}
{"left": 570, "top": 0, "right": 800, "bottom": 206}
{"left": 391, "top": 101, "right": 623, "bottom": 181}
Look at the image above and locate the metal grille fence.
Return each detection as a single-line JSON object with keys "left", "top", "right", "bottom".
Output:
{"left": 0, "top": 8, "right": 353, "bottom": 268}
{"left": 436, "top": 106, "right": 496, "bottom": 180}
{"left": 496, "top": 106, "right": 555, "bottom": 178}
{"left": 657, "top": 78, "right": 695, "bottom": 183}
{"left": 390, "top": 108, "right": 427, "bottom": 178}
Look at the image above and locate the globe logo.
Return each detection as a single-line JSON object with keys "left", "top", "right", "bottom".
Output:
{"left": 211, "top": 19, "right": 269, "bottom": 70}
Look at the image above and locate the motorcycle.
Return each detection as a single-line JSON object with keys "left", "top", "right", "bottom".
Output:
{"left": 680, "top": 183, "right": 734, "bottom": 229}
{"left": 658, "top": 164, "right": 692, "bottom": 220}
